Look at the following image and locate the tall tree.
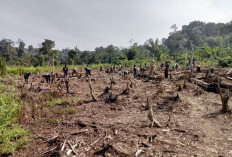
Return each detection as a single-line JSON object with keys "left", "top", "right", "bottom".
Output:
{"left": 17, "top": 39, "right": 25, "bottom": 58}
{"left": 28, "top": 45, "right": 34, "bottom": 54}
{"left": 39, "top": 39, "right": 55, "bottom": 66}
{"left": 68, "top": 49, "right": 77, "bottom": 65}
{"left": 144, "top": 38, "right": 160, "bottom": 60}
{"left": 0, "top": 39, "right": 16, "bottom": 64}
{"left": 39, "top": 39, "right": 55, "bottom": 55}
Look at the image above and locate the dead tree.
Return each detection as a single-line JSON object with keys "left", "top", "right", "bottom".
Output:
{"left": 65, "top": 78, "right": 69, "bottom": 93}
{"left": 110, "top": 77, "right": 117, "bottom": 85}
{"left": 99, "top": 86, "right": 110, "bottom": 100}
{"left": 178, "top": 85, "right": 182, "bottom": 91}
{"left": 89, "top": 76, "right": 98, "bottom": 101}
{"left": 100, "top": 67, "right": 103, "bottom": 72}
{"left": 193, "top": 82, "right": 202, "bottom": 96}
{"left": 56, "top": 79, "right": 64, "bottom": 92}
{"left": 105, "top": 92, "right": 118, "bottom": 103}
{"left": 183, "top": 72, "right": 188, "bottom": 88}
{"left": 129, "top": 79, "right": 136, "bottom": 87}
{"left": 218, "top": 84, "right": 231, "bottom": 113}
{"left": 196, "top": 66, "right": 201, "bottom": 73}
{"left": 121, "top": 82, "right": 130, "bottom": 95}
{"left": 147, "top": 98, "right": 161, "bottom": 128}
{"left": 189, "top": 41, "right": 194, "bottom": 78}
{"left": 29, "top": 83, "right": 34, "bottom": 91}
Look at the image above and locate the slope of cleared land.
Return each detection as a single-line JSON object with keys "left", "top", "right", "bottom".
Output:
{"left": 7, "top": 67, "right": 232, "bottom": 157}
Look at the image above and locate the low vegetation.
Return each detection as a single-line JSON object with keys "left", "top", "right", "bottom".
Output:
{"left": 0, "top": 83, "right": 29, "bottom": 156}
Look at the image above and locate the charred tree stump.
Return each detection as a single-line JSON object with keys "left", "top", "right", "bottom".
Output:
{"left": 65, "top": 79, "right": 69, "bottom": 93}
{"left": 196, "top": 66, "right": 201, "bottom": 73}
{"left": 147, "top": 98, "right": 162, "bottom": 128}
{"left": 183, "top": 72, "right": 188, "bottom": 88}
{"left": 121, "top": 83, "right": 130, "bottom": 95}
{"left": 218, "top": 84, "right": 231, "bottom": 113}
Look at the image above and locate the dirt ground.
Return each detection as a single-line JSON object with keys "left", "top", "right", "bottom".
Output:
{"left": 11, "top": 67, "right": 232, "bottom": 157}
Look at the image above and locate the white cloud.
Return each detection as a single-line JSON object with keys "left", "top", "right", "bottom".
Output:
{"left": 0, "top": 0, "right": 231, "bottom": 50}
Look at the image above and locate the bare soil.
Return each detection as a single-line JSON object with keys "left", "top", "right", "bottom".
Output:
{"left": 11, "top": 68, "right": 232, "bottom": 157}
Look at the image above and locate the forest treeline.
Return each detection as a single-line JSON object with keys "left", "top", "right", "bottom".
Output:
{"left": 0, "top": 20, "right": 232, "bottom": 67}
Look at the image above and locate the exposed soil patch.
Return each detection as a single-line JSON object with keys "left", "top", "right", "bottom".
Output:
{"left": 10, "top": 68, "right": 232, "bottom": 156}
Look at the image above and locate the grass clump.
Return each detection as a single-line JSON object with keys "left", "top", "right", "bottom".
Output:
{"left": 65, "top": 107, "right": 77, "bottom": 114}
{"left": 46, "top": 118, "right": 60, "bottom": 125}
{"left": 47, "top": 98, "right": 64, "bottom": 106}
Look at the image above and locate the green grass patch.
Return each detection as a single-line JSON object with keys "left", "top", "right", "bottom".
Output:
{"left": 65, "top": 107, "right": 77, "bottom": 114}
{"left": 0, "top": 126, "right": 29, "bottom": 156}
{"left": 46, "top": 118, "right": 60, "bottom": 125}
{"left": 46, "top": 98, "right": 64, "bottom": 106}
{"left": 0, "top": 85, "right": 29, "bottom": 156}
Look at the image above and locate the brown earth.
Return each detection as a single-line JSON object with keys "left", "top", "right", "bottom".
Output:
{"left": 10, "top": 68, "right": 232, "bottom": 157}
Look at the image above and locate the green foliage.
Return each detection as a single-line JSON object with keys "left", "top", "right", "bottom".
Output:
{"left": 165, "top": 21, "right": 232, "bottom": 53}
{"left": 46, "top": 118, "right": 60, "bottom": 125}
{"left": 0, "top": 126, "right": 29, "bottom": 156}
{"left": 0, "top": 57, "right": 7, "bottom": 75}
{"left": 68, "top": 49, "right": 77, "bottom": 65}
{"left": 17, "top": 40, "right": 25, "bottom": 58}
{"left": 65, "top": 107, "right": 77, "bottom": 114}
{"left": 0, "top": 85, "right": 29, "bottom": 156}
{"left": 144, "top": 38, "right": 161, "bottom": 60}
{"left": 126, "top": 48, "right": 138, "bottom": 60}
{"left": 194, "top": 45, "right": 232, "bottom": 67}
{"left": 39, "top": 39, "right": 55, "bottom": 55}
{"left": 1, "top": 20, "right": 232, "bottom": 68}
{"left": 47, "top": 98, "right": 65, "bottom": 106}
{"left": 6, "top": 66, "right": 51, "bottom": 75}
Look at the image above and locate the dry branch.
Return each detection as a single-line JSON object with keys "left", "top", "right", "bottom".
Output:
{"left": 71, "top": 129, "right": 89, "bottom": 135}
{"left": 41, "top": 146, "right": 58, "bottom": 156}
{"left": 61, "top": 140, "right": 66, "bottom": 151}
{"left": 67, "top": 140, "right": 78, "bottom": 155}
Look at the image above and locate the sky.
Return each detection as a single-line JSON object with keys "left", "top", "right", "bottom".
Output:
{"left": 0, "top": 0, "right": 231, "bottom": 50}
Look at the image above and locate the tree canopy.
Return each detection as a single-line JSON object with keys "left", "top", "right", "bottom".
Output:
{"left": 0, "top": 20, "right": 231, "bottom": 67}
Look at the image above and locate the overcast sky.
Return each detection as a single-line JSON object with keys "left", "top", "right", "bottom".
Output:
{"left": 0, "top": 0, "right": 231, "bottom": 50}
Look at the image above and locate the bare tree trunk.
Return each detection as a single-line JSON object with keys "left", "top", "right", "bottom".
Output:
{"left": 88, "top": 77, "right": 98, "bottom": 101}
{"left": 218, "top": 84, "right": 230, "bottom": 113}
{"left": 52, "top": 54, "right": 54, "bottom": 73}
{"left": 190, "top": 41, "right": 194, "bottom": 78}
{"left": 183, "top": 72, "right": 188, "bottom": 88}
{"left": 65, "top": 79, "right": 69, "bottom": 94}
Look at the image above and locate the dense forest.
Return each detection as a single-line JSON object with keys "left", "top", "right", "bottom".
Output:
{"left": 1, "top": 20, "right": 232, "bottom": 67}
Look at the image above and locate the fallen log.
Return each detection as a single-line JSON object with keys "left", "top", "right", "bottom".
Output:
{"left": 221, "top": 75, "right": 232, "bottom": 81}
{"left": 71, "top": 129, "right": 89, "bottom": 135}
{"left": 191, "top": 78, "right": 232, "bottom": 93}
{"left": 191, "top": 78, "right": 209, "bottom": 90}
